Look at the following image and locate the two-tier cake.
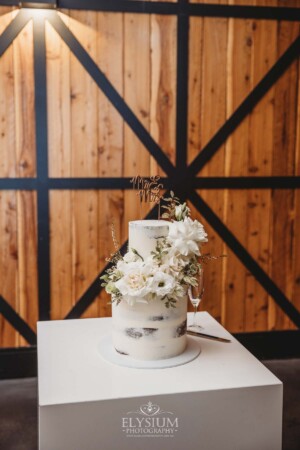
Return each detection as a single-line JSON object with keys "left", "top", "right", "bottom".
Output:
{"left": 101, "top": 193, "right": 208, "bottom": 362}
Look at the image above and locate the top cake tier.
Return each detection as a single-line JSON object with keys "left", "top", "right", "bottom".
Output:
{"left": 128, "top": 220, "right": 170, "bottom": 260}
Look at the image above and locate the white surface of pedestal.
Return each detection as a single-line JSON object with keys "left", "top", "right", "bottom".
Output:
{"left": 38, "top": 312, "right": 282, "bottom": 450}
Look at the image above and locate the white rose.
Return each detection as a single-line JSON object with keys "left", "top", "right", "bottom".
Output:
{"left": 115, "top": 261, "right": 153, "bottom": 301}
{"left": 147, "top": 271, "right": 176, "bottom": 297}
{"left": 168, "top": 217, "right": 208, "bottom": 256}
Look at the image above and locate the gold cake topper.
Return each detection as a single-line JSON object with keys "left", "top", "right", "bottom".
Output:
{"left": 130, "top": 175, "right": 164, "bottom": 218}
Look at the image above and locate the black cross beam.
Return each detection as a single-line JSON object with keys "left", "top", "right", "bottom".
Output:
{"left": 0, "top": 296, "right": 37, "bottom": 345}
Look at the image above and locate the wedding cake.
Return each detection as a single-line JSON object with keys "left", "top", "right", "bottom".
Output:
{"left": 101, "top": 192, "right": 208, "bottom": 361}
{"left": 112, "top": 220, "right": 188, "bottom": 360}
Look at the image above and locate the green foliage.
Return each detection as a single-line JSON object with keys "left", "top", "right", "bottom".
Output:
{"left": 151, "top": 239, "right": 170, "bottom": 266}
{"left": 100, "top": 266, "right": 123, "bottom": 304}
{"left": 163, "top": 297, "right": 177, "bottom": 308}
{"left": 161, "top": 192, "right": 190, "bottom": 221}
{"left": 131, "top": 247, "right": 144, "bottom": 261}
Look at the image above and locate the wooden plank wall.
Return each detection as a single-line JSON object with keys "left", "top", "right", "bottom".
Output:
{"left": 0, "top": 0, "right": 299, "bottom": 347}
{"left": 0, "top": 8, "right": 37, "bottom": 347}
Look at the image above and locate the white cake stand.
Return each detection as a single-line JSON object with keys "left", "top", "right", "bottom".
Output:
{"left": 98, "top": 335, "right": 201, "bottom": 369}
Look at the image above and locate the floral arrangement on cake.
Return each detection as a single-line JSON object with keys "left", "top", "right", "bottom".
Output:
{"left": 101, "top": 192, "right": 210, "bottom": 308}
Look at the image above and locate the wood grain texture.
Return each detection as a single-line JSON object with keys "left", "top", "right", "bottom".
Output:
{"left": 269, "top": 18, "right": 300, "bottom": 330}
{"left": 244, "top": 13, "right": 277, "bottom": 331}
{"left": 150, "top": 14, "right": 176, "bottom": 174}
{"left": 0, "top": 11, "right": 16, "bottom": 179}
{"left": 0, "top": 191, "right": 18, "bottom": 347}
{"left": 13, "top": 20, "right": 36, "bottom": 178}
{"left": 222, "top": 15, "right": 254, "bottom": 332}
{"left": 96, "top": 12, "right": 124, "bottom": 317}
{"left": 16, "top": 191, "right": 38, "bottom": 345}
{"left": 69, "top": 12, "right": 99, "bottom": 319}
{"left": 0, "top": 5, "right": 300, "bottom": 348}
{"left": 292, "top": 59, "right": 300, "bottom": 324}
{"left": 188, "top": 9, "right": 228, "bottom": 322}
{"left": 123, "top": 13, "right": 152, "bottom": 226}
{"left": 0, "top": 11, "right": 38, "bottom": 347}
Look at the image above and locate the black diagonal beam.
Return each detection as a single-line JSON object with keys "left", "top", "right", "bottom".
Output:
{"left": 0, "top": 296, "right": 37, "bottom": 345}
{"left": 64, "top": 239, "right": 128, "bottom": 320}
{"left": 188, "top": 35, "right": 300, "bottom": 177}
{"left": 189, "top": 190, "right": 300, "bottom": 328}
{"left": 0, "top": 10, "right": 31, "bottom": 57}
{"left": 65, "top": 198, "right": 166, "bottom": 319}
{"left": 33, "top": 16, "right": 51, "bottom": 321}
{"left": 47, "top": 12, "right": 175, "bottom": 177}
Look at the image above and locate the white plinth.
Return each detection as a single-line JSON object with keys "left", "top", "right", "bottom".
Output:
{"left": 38, "top": 312, "right": 282, "bottom": 450}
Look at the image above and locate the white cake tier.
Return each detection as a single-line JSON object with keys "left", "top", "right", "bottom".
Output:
{"left": 112, "top": 296, "right": 187, "bottom": 360}
{"left": 128, "top": 220, "right": 170, "bottom": 261}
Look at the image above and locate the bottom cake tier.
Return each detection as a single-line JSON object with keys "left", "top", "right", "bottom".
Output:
{"left": 112, "top": 297, "right": 187, "bottom": 360}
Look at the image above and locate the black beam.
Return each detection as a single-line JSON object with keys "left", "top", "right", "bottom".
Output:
{"left": 33, "top": 16, "right": 51, "bottom": 321}
{"left": 0, "top": 10, "right": 31, "bottom": 58}
{"left": 175, "top": 0, "right": 189, "bottom": 170}
{"left": 48, "top": 177, "right": 171, "bottom": 190}
{"left": 0, "top": 0, "right": 18, "bottom": 5}
{"left": 188, "top": 3, "right": 300, "bottom": 21}
{"left": 189, "top": 191, "right": 300, "bottom": 329}
{"left": 1, "top": 0, "right": 300, "bottom": 19}
{"left": 56, "top": 0, "right": 300, "bottom": 22}
{"left": 1, "top": 176, "right": 300, "bottom": 191}
{"left": 188, "top": 35, "right": 300, "bottom": 177}
{"left": 0, "top": 178, "right": 37, "bottom": 189}
{"left": 58, "top": 0, "right": 178, "bottom": 15}
{"left": 0, "top": 296, "right": 37, "bottom": 345}
{"left": 192, "top": 176, "right": 300, "bottom": 189}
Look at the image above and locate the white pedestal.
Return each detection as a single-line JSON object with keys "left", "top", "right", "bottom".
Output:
{"left": 38, "top": 312, "right": 282, "bottom": 450}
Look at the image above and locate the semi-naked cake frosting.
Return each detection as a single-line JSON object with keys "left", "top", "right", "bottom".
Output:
{"left": 112, "top": 220, "right": 187, "bottom": 360}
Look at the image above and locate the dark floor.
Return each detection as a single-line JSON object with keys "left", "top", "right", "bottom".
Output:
{"left": 0, "top": 359, "right": 299, "bottom": 450}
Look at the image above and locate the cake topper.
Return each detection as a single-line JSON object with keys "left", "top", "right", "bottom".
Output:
{"left": 130, "top": 175, "right": 164, "bottom": 219}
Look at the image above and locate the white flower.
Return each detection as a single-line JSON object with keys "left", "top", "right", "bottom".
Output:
{"left": 114, "top": 261, "right": 153, "bottom": 302}
{"left": 147, "top": 271, "right": 176, "bottom": 297}
{"left": 168, "top": 217, "right": 208, "bottom": 256}
{"left": 174, "top": 203, "right": 190, "bottom": 221}
{"left": 168, "top": 253, "right": 188, "bottom": 277}
{"left": 116, "top": 260, "right": 141, "bottom": 273}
